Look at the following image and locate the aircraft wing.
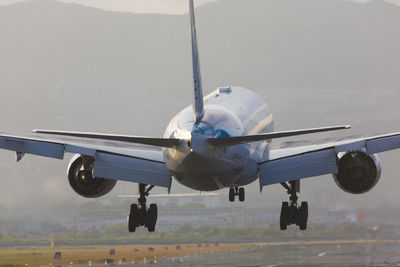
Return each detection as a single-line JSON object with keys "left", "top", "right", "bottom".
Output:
{"left": 0, "top": 133, "right": 172, "bottom": 189}
{"left": 258, "top": 132, "right": 400, "bottom": 189}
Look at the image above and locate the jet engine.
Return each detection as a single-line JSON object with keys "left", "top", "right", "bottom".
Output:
{"left": 333, "top": 151, "right": 381, "bottom": 194}
{"left": 67, "top": 154, "right": 117, "bottom": 198}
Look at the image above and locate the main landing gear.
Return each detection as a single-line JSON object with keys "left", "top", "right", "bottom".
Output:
{"left": 280, "top": 180, "right": 308, "bottom": 231}
{"left": 229, "top": 187, "right": 245, "bottom": 202}
{"left": 128, "top": 184, "right": 158, "bottom": 233}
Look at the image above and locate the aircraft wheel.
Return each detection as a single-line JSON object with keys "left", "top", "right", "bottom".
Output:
{"left": 298, "top": 201, "right": 308, "bottom": 230}
{"left": 280, "top": 202, "right": 289, "bottom": 231}
{"left": 229, "top": 188, "right": 235, "bottom": 202}
{"left": 147, "top": 204, "right": 158, "bottom": 232}
{"left": 238, "top": 188, "right": 245, "bottom": 202}
{"left": 128, "top": 204, "right": 138, "bottom": 232}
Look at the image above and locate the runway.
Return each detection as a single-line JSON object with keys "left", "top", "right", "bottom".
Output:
{"left": 60, "top": 239, "right": 400, "bottom": 267}
{"left": 2, "top": 239, "right": 399, "bottom": 266}
{"left": 138, "top": 239, "right": 400, "bottom": 267}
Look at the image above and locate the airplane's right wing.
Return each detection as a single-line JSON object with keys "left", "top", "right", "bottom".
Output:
{"left": 258, "top": 132, "right": 400, "bottom": 190}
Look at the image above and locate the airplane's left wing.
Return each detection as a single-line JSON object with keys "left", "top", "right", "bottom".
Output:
{"left": 258, "top": 132, "right": 400, "bottom": 190}
{"left": 0, "top": 133, "right": 172, "bottom": 188}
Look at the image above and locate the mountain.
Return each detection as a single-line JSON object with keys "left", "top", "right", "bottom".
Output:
{"left": 0, "top": 0, "right": 400, "bottom": 220}
{"left": 0, "top": 0, "right": 399, "bottom": 131}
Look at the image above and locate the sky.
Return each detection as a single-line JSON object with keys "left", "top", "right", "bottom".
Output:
{"left": 0, "top": 0, "right": 400, "bottom": 226}
{"left": 0, "top": 0, "right": 399, "bottom": 14}
{"left": 0, "top": 0, "right": 219, "bottom": 14}
{"left": 59, "top": 0, "right": 219, "bottom": 14}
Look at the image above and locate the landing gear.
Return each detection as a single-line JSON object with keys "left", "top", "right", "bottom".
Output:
{"left": 279, "top": 180, "right": 308, "bottom": 231}
{"left": 128, "top": 184, "right": 158, "bottom": 233}
{"left": 229, "top": 187, "right": 245, "bottom": 202}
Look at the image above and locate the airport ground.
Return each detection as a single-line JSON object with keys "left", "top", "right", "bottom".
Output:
{"left": 2, "top": 198, "right": 400, "bottom": 266}
{"left": 1, "top": 239, "right": 400, "bottom": 266}
{"left": 175, "top": 239, "right": 400, "bottom": 267}
{"left": 0, "top": 243, "right": 248, "bottom": 266}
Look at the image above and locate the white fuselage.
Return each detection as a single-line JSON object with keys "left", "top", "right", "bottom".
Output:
{"left": 163, "top": 86, "right": 273, "bottom": 191}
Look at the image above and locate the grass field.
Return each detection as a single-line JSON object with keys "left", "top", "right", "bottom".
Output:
{"left": 0, "top": 243, "right": 250, "bottom": 266}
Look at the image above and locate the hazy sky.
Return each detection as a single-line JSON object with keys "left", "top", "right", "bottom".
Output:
{"left": 0, "top": 0, "right": 400, "bottom": 223}
{"left": 0, "top": 0, "right": 399, "bottom": 14}
{"left": 0, "top": 0, "right": 219, "bottom": 14}
{"left": 60, "top": 0, "right": 219, "bottom": 14}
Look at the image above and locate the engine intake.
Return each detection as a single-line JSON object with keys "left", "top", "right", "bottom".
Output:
{"left": 67, "top": 154, "right": 117, "bottom": 198}
{"left": 333, "top": 151, "right": 381, "bottom": 194}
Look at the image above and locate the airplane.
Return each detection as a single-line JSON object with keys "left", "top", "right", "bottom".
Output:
{"left": 1, "top": 0, "right": 400, "bottom": 233}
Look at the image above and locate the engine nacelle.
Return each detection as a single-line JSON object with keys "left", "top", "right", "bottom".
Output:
{"left": 67, "top": 154, "right": 117, "bottom": 198}
{"left": 333, "top": 151, "right": 381, "bottom": 194}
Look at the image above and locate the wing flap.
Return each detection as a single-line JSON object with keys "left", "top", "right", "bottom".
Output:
{"left": 259, "top": 148, "right": 337, "bottom": 188}
{"left": 94, "top": 152, "right": 171, "bottom": 188}
{"left": 335, "top": 140, "right": 366, "bottom": 153}
{"left": 65, "top": 144, "right": 96, "bottom": 156}
{"left": 366, "top": 134, "right": 400, "bottom": 154}
{"left": 0, "top": 136, "right": 65, "bottom": 160}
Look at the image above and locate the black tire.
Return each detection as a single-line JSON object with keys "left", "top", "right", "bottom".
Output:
{"left": 147, "top": 204, "right": 158, "bottom": 232}
{"left": 238, "top": 188, "right": 245, "bottom": 202}
{"left": 128, "top": 204, "right": 138, "bottom": 233}
{"left": 229, "top": 188, "right": 235, "bottom": 202}
{"left": 150, "top": 204, "right": 158, "bottom": 222}
{"left": 298, "top": 201, "right": 308, "bottom": 230}
{"left": 280, "top": 202, "right": 289, "bottom": 231}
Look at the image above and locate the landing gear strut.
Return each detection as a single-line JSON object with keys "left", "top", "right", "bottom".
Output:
{"left": 279, "top": 180, "right": 308, "bottom": 231}
{"left": 128, "top": 184, "right": 158, "bottom": 232}
{"left": 229, "top": 187, "right": 245, "bottom": 202}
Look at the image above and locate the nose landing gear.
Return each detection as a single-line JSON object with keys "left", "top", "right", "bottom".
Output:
{"left": 279, "top": 180, "right": 308, "bottom": 230}
{"left": 229, "top": 187, "right": 245, "bottom": 202}
{"left": 128, "top": 184, "right": 158, "bottom": 233}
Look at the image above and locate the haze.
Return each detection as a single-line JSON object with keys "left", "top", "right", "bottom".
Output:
{"left": 0, "top": 0, "right": 219, "bottom": 14}
{"left": 1, "top": 0, "right": 400, "bottom": 14}
{"left": 0, "top": 0, "right": 400, "bottom": 226}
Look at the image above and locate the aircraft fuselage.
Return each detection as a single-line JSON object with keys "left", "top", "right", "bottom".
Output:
{"left": 163, "top": 86, "right": 273, "bottom": 191}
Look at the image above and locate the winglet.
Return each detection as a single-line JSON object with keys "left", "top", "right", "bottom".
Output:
{"left": 189, "top": 0, "right": 204, "bottom": 123}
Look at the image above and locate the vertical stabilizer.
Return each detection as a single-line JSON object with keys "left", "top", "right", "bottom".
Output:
{"left": 189, "top": 0, "right": 204, "bottom": 123}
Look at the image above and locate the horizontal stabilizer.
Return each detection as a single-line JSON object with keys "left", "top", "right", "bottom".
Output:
{"left": 207, "top": 125, "right": 351, "bottom": 146}
{"left": 33, "top": 129, "right": 181, "bottom": 148}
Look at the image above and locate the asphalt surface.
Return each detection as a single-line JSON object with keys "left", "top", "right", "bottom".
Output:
{"left": 74, "top": 239, "right": 400, "bottom": 267}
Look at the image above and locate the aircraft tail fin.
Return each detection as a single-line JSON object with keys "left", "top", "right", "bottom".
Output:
{"left": 189, "top": 0, "right": 204, "bottom": 123}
